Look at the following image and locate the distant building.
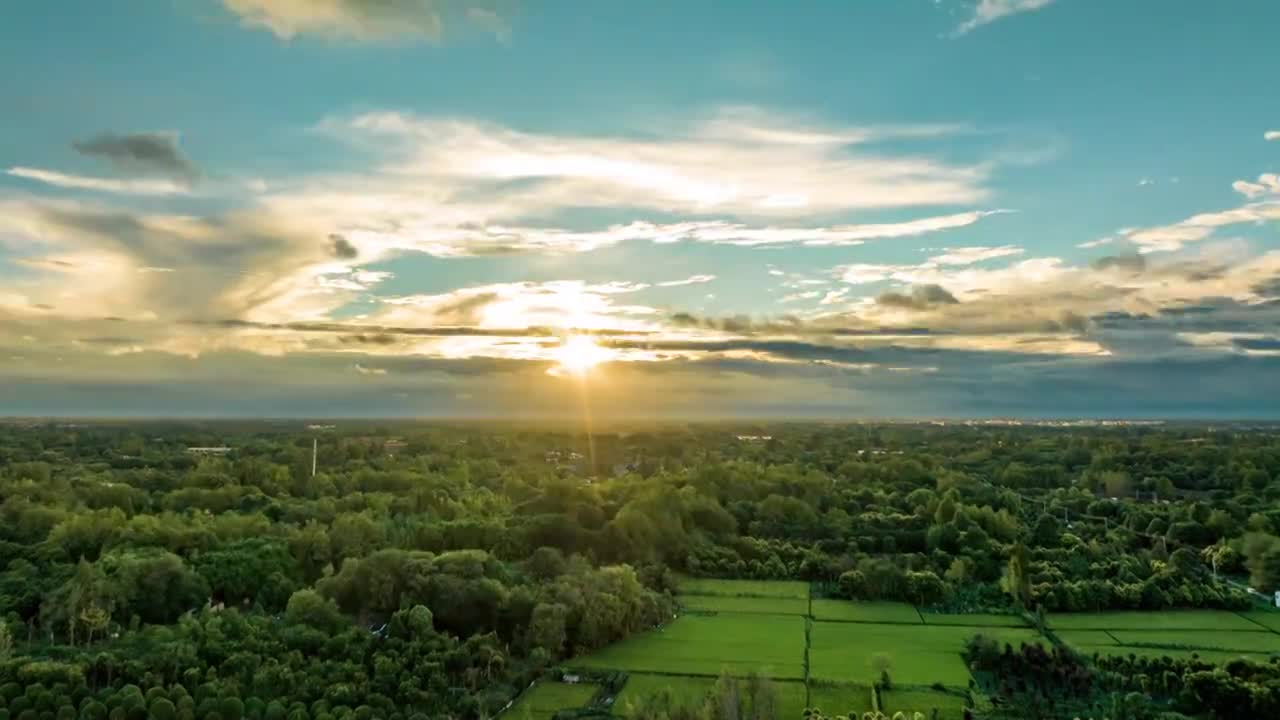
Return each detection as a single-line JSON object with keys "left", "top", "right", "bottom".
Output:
{"left": 186, "top": 447, "right": 231, "bottom": 455}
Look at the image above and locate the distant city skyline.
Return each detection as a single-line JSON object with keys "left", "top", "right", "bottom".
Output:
{"left": 2, "top": 1, "right": 1280, "bottom": 418}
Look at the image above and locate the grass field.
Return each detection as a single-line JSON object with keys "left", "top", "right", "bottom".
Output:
{"left": 614, "top": 674, "right": 712, "bottom": 711}
{"left": 681, "top": 594, "right": 809, "bottom": 615}
{"left": 1049, "top": 610, "right": 1260, "bottom": 631}
{"left": 510, "top": 681, "right": 597, "bottom": 720}
{"left": 811, "top": 599, "right": 921, "bottom": 624}
{"left": 921, "top": 613, "right": 1028, "bottom": 627}
{"left": 1106, "top": 629, "right": 1280, "bottom": 654}
{"left": 810, "top": 622, "right": 1040, "bottom": 687}
{"left": 773, "top": 681, "right": 808, "bottom": 720}
{"left": 1242, "top": 611, "right": 1280, "bottom": 633}
{"left": 881, "top": 688, "right": 968, "bottom": 718}
{"left": 1078, "top": 644, "right": 1268, "bottom": 664}
{"left": 676, "top": 577, "right": 810, "bottom": 598}
{"left": 573, "top": 613, "right": 805, "bottom": 679}
{"left": 1056, "top": 630, "right": 1119, "bottom": 647}
{"left": 807, "top": 684, "right": 872, "bottom": 716}
{"left": 613, "top": 675, "right": 806, "bottom": 719}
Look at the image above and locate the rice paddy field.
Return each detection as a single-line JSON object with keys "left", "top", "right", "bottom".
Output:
{"left": 921, "top": 612, "right": 1028, "bottom": 627}
{"left": 613, "top": 674, "right": 713, "bottom": 710}
{"left": 1048, "top": 609, "right": 1261, "bottom": 631}
{"left": 558, "top": 578, "right": 1280, "bottom": 719}
{"left": 676, "top": 577, "right": 810, "bottom": 598}
{"left": 509, "top": 681, "right": 598, "bottom": 720}
{"left": 573, "top": 612, "right": 806, "bottom": 679}
{"left": 810, "top": 621, "right": 1042, "bottom": 687}
{"left": 810, "top": 599, "right": 921, "bottom": 623}
{"left": 681, "top": 594, "right": 809, "bottom": 615}
{"left": 880, "top": 688, "right": 969, "bottom": 718}
{"left": 1243, "top": 611, "right": 1280, "bottom": 633}
{"left": 807, "top": 684, "right": 872, "bottom": 716}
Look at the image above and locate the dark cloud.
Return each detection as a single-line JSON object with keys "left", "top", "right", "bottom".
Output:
{"left": 76, "top": 336, "right": 143, "bottom": 346}
{"left": 876, "top": 284, "right": 959, "bottom": 310}
{"left": 72, "top": 132, "right": 197, "bottom": 180}
{"left": 1234, "top": 338, "right": 1280, "bottom": 352}
{"left": 1252, "top": 277, "right": 1280, "bottom": 298}
{"left": 328, "top": 234, "right": 359, "bottom": 260}
{"left": 201, "top": 319, "right": 651, "bottom": 339}
{"left": 1091, "top": 254, "right": 1147, "bottom": 273}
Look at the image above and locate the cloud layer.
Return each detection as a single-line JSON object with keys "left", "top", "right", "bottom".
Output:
{"left": 221, "top": 0, "right": 507, "bottom": 41}
{"left": 954, "top": 0, "right": 1056, "bottom": 36}
{"left": 3, "top": 104, "right": 1280, "bottom": 418}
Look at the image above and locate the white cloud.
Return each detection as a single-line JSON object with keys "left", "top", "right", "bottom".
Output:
{"left": 1232, "top": 173, "right": 1280, "bottom": 200}
{"left": 1121, "top": 202, "right": 1280, "bottom": 253}
{"left": 221, "top": 0, "right": 505, "bottom": 42}
{"left": 954, "top": 0, "right": 1056, "bottom": 36}
{"left": 1265, "top": 131, "right": 1280, "bottom": 141}
{"left": 1077, "top": 237, "right": 1114, "bottom": 249}
{"left": 928, "top": 245, "right": 1024, "bottom": 266}
{"left": 656, "top": 274, "right": 716, "bottom": 287}
{"left": 780, "top": 291, "right": 821, "bottom": 303}
{"left": 7, "top": 167, "right": 190, "bottom": 196}
{"left": 332, "top": 109, "right": 991, "bottom": 218}
{"left": 353, "top": 363, "right": 387, "bottom": 375}
{"left": 1138, "top": 178, "right": 1155, "bottom": 187}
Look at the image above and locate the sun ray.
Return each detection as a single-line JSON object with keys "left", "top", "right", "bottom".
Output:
{"left": 553, "top": 335, "right": 612, "bottom": 376}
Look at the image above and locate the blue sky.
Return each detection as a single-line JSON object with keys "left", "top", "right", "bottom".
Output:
{"left": 1, "top": 0, "right": 1279, "bottom": 418}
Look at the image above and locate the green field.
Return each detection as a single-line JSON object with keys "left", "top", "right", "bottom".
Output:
{"left": 807, "top": 684, "right": 873, "bottom": 716}
{"left": 1106, "top": 629, "right": 1280, "bottom": 654}
{"left": 613, "top": 675, "right": 805, "bottom": 718}
{"left": 614, "top": 674, "right": 713, "bottom": 711}
{"left": 921, "top": 612, "right": 1028, "bottom": 627}
{"left": 811, "top": 599, "right": 921, "bottom": 624}
{"left": 1242, "top": 611, "right": 1280, "bottom": 633}
{"left": 1056, "top": 629, "right": 1119, "bottom": 647}
{"left": 677, "top": 577, "right": 810, "bottom": 598}
{"left": 881, "top": 688, "right": 968, "bottom": 718}
{"left": 510, "top": 681, "right": 598, "bottom": 720}
{"left": 681, "top": 594, "right": 809, "bottom": 615}
{"left": 773, "top": 681, "right": 809, "bottom": 720}
{"left": 1049, "top": 610, "right": 1260, "bottom": 631}
{"left": 810, "top": 622, "right": 1040, "bottom": 687}
{"left": 1078, "top": 644, "right": 1268, "bottom": 664}
{"left": 573, "top": 613, "right": 805, "bottom": 679}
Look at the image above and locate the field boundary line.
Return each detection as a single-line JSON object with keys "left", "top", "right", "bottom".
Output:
{"left": 1235, "top": 610, "right": 1280, "bottom": 635}
{"left": 808, "top": 617, "right": 931, "bottom": 622}
{"left": 805, "top": 584, "right": 813, "bottom": 708}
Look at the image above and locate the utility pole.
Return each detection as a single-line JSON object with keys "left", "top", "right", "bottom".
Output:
{"left": 311, "top": 437, "right": 318, "bottom": 478}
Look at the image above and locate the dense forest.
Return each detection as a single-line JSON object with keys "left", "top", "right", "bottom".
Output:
{"left": 2, "top": 421, "right": 1280, "bottom": 719}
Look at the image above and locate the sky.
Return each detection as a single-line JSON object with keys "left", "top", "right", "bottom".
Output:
{"left": 2, "top": 0, "right": 1280, "bottom": 419}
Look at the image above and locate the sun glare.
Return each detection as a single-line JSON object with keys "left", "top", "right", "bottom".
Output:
{"left": 554, "top": 335, "right": 611, "bottom": 376}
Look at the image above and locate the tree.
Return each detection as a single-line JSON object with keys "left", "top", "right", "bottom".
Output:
{"left": 1031, "top": 514, "right": 1061, "bottom": 548}
{"left": 1102, "top": 471, "right": 1133, "bottom": 498}
{"left": 526, "top": 603, "right": 567, "bottom": 655}
{"left": 149, "top": 699, "right": 177, "bottom": 720}
{"left": 872, "top": 653, "right": 893, "bottom": 690}
{"left": 284, "top": 590, "right": 343, "bottom": 633}
{"left": 0, "top": 621, "right": 11, "bottom": 662}
{"left": 1242, "top": 533, "right": 1280, "bottom": 592}
{"left": 1003, "top": 543, "right": 1031, "bottom": 608}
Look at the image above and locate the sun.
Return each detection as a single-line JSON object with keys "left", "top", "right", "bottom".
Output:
{"left": 554, "top": 335, "right": 612, "bottom": 376}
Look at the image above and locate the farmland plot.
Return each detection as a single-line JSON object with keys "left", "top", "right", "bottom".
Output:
{"left": 573, "top": 613, "right": 805, "bottom": 679}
